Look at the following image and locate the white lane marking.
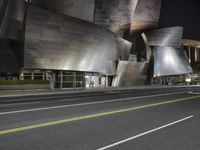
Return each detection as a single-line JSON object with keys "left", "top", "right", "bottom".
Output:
{"left": 97, "top": 115, "right": 194, "bottom": 150}
{"left": 58, "top": 98, "right": 81, "bottom": 102}
{"left": 1, "top": 90, "right": 186, "bottom": 102}
{"left": 0, "top": 91, "right": 104, "bottom": 99}
{"left": 3, "top": 95, "right": 79, "bottom": 102}
{"left": 0, "top": 91, "right": 187, "bottom": 115}
{"left": 0, "top": 101, "right": 41, "bottom": 107}
{"left": 188, "top": 91, "right": 200, "bottom": 95}
{"left": 2, "top": 93, "right": 105, "bottom": 102}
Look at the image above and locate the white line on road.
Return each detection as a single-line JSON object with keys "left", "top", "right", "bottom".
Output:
{"left": 188, "top": 91, "right": 200, "bottom": 95}
{"left": 96, "top": 115, "right": 194, "bottom": 150}
{"left": 0, "top": 91, "right": 187, "bottom": 115}
{"left": 58, "top": 98, "right": 81, "bottom": 102}
{"left": 1, "top": 90, "right": 186, "bottom": 103}
{"left": 1, "top": 93, "right": 106, "bottom": 103}
{"left": 0, "top": 101, "right": 42, "bottom": 107}
{"left": 2, "top": 95, "right": 80, "bottom": 102}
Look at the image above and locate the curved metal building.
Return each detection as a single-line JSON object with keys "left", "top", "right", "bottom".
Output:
{"left": 31, "top": 0, "right": 95, "bottom": 23}
{"left": 0, "top": 0, "right": 193, "bottom": 88}
{"left": 24, "top": 6, "right": 131, "bottom": 75}
{"left": 131, "top": 0, "right": 161, "bottom": 32}
{"left": 94, "top": 0, "right": 138, "bottom": 35}
{"left": 142, "top": 27, "right": 192, "bottom": 77}
{"left": 153, "top": 46, "right": 192, "bottom": 76}
{"left": 143, "top": 26, "right": 183, "bottom": 48}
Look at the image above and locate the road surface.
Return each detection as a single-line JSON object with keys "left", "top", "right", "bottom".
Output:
{"left": 0, "top": 87, "right": 200, "bottom": 150}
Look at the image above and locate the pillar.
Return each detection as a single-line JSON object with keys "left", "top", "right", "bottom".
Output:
{"left": 195, "top": 47, "right": 198, "bottom": 62}
{"left": 73, "top": 72, "right": 76, "bottom": 88}
{"left": 188, "top": 45, "right": 191, "bottom": 63}
{"left": 60, "top": 71, "right": 63, "bottom": 88}
{"left": 31, "top": 72, "right": 34, "bottom": 80}
{"left": 50, "top": 72, "right": 56, "bottom": 89}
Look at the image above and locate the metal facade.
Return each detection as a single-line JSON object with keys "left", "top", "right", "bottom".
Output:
{"left": 112, "top": 61, "right": 148, "bottom": 86}
{"left": 142, "top": 27, "right": 192, "bottom": 77}
{"left": 0, "top": 1, "right": 193, "bottom": 87}
{"left": 143, "top": 26, "right": 183, "bottom": 48}
{"left": 131, "top": 0, "right": 161, "bottom": 32}
{"left": 94, "top": 0, "right": 138, "bottom": 34}
{"left": 153, "top": 46, "right": 193, "bottom": 76}
{"left": 24, "top": 6, "right": 131, "bottom": 75}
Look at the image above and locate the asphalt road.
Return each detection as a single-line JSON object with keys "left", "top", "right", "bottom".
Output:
{"left": 0, "top": 87, "right": 200, "bottom": 150}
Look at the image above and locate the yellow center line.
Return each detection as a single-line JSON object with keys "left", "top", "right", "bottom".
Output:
{"left": 0, "top": 95, "right": 200, "bottom": 135}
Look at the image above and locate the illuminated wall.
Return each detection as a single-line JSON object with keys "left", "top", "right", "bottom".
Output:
{"left": 131, "top": 0, "right": 161, "bottom": 32}
{"left": 24, "top": 6, "right": 131, "bottom": 75}
{"left": 31, "top": 0, "right": 95, "bottom": 22}
{"left": 142, "top": 27, "right": 192, "bottom": 76}
{"left": 94, "top": 0, "right": 138, "bottom": 35}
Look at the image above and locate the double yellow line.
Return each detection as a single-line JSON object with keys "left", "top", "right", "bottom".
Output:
{"left": 0, "top": 95, "right": 200, "bottom": 135}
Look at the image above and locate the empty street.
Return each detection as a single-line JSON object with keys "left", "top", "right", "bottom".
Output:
{"left": 0, "top": 87, "right": 199, "bottom": 150}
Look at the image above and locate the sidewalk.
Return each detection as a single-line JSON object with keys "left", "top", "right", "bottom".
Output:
{"left": 0, "top": 85, "right": 199, "bottom": 98}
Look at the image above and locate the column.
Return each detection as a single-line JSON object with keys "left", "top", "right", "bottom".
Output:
{"left": 188, "top": 45, "right": 191, "bottom": 63}
{"left": 195, "top": 47, "right": 198, "bottom": 62}
{"left": 197, "top": 47, "right": 200, "bottom": 62}
{"left": 31, "top": 72, "right": 34, "bottom": 80}
{"left": 105, "top": 75, "right": 108, "bottom": 87}
{"left": 20, "top": 72, "right": 24, "bottom": 80}
{"left": 60, "top": 71, "right": 63, "bottom": 89}
{"left": 42, "top": 73, "right": 45, "bottom": 80}
{"left": 73, "top": 72, "right": 76, "bottom": 88}
{"left": 50, "top": 72, "right": 56, "bottom": 89}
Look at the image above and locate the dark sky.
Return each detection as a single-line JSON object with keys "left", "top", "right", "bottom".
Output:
{"left": 159, "top": 0, "right": 200, "bottom": 41}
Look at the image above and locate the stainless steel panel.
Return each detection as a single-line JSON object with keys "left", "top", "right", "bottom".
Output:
{"left": 32, "top": 0, "right": 95, "bottom": 22}
{"left": 131, "top": 0, "right": 161, "bottom": 32}
{"left": 0, "top": 0, "right": 12, "bottom": 38}
{"left": 153, "top": 46, "right": 193, "bottom": 77}
{"left": 118, "top": 38, "right": 132, "bottom": 60}
{"left": 143, "top": 26, "right": 183, "bottom": 48}
{"left": 94, "top": 0, "right": 138, "bottom": 35}
{"left": 141, "top": 33, "right": 152, "bottom": 63}
{"left": 124, "top": 61, "right": 148, "bottom": 86}
{"left": 5, "top": 0, "right": 25, "bottom": 40}
{"left": 0, "top": 0, "right": 8, "bottom": 38}
{"left": 112, "top": 61, "right": 128, "bottom": 87}
{"left": 24, "top": 6, "right": 131, "bottom": 75}
{"left": 54, "top": 0, "right": 95, "bottom": 22}
{"left": 112, "top": 61, "right": 148, "bottom": 87}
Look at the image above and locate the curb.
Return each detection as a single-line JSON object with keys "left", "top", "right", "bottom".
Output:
{"left": 0, "top": 85, "right": 199, "bottom": 98}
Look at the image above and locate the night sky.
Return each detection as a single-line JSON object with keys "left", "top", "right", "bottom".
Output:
{"left": 159, "top": 0, "right": 200, "bottom": 41}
